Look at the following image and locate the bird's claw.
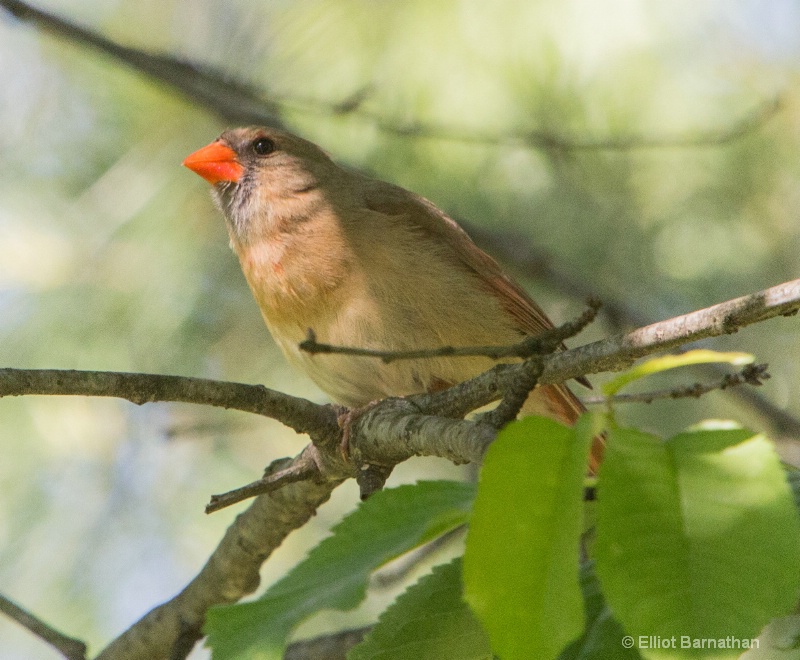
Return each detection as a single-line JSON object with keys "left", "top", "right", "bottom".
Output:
{"left": 336, "top": 400, "right": 381, "bottom": 461}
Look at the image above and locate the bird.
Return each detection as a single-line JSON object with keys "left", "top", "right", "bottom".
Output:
{"left": 183, "top": 126, "right": 603, "bottom": 471}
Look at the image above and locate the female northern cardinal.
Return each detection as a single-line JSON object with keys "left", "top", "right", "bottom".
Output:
{"left": 184, "top": 127, "right": 602, "bottom": 469}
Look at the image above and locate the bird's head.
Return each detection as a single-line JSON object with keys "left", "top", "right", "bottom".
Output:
{"left": 183, "top": 127, "right": 341, "bottom": 243}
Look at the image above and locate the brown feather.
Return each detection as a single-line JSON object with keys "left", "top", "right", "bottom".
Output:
{"left": 359, "top": 178, "right": 556, "bottom": 336}
{"left": 359, "top": 176, "right": 604, "bottom": 473}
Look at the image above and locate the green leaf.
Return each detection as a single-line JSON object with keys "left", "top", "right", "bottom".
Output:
{"left": 559, "top": 562, "right": 642, "bottom": 660}
{"left": 602, "top": 349, "right": 754, "bottom": 397}
{"left": 463, "top": 415, "right": 592, "bottom": 660}
{"left": 348, "top": 558, "right": 492, "bottom": 660}
{"left": 206, "top": 480, "right": 476, "bottom": 660}
{"left": 595, "top": 426, "right": 800, "bottom": 660}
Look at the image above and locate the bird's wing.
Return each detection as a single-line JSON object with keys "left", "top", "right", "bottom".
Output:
{"left": 360, "top": 179, "right": 555, "bottom": 336}
{"left": 360, "top": 178, "right": 604, "bottom": 473}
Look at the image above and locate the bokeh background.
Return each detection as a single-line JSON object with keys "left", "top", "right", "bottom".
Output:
{"left": 1, "top": 0, "right": 799, "bottom": 657}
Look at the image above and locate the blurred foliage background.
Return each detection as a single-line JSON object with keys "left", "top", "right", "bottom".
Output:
{"left": 1, "top": 0, "right": 799, "bottom": 657}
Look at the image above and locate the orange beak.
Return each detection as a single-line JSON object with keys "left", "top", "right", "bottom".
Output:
{"left": 183, "top": 141, "right": 244, "bottom": 184}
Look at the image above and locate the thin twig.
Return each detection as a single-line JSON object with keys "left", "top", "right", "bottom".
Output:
{"left": 279, "top": 92, "right": 783, "bottom": 151}
{"left": 372, "top": 525, "right": 466, "bottom": 587}
{"left": 284, "top": 626, "right": 373, "bottom": 660}
{"left": 206, "top": 455, "right": 320, "bottom": 513}
{"left": 0, "top": 594, "right": 87, "bottom": 660}
{"left": 582, "top": 363, "right": 771, "bottom": 405}
{"left": 299, "top": 299, "right": 601, "bottom": 363}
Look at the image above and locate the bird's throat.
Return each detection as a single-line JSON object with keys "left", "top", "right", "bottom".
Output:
{"left": 233, "top": 222, "right": 355, "bottom": 329}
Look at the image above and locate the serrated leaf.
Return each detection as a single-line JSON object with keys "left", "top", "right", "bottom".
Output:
{"left": 348, "top": 558, "right": 492, "bottom": 660}
{"left": 206, "top": 480, "right": 476, "bottom": 660}
{"left": 595, "top": 426, "right": 800, "bottom": 660}
{"left": 559, "top": 562, "right": 642, "bottom": 660}
{"left": 463, "top": 415, "right": 592, "bottom": 660}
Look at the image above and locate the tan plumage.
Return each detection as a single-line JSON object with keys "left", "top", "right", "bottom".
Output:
{"left": 184, "top": 126, "right": 601, "bottom": 470}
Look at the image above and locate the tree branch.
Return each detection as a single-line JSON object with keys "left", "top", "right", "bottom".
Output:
{"left": 0, "top": 0, "right": 285, "bottom": 128}
{"left": 95, "top": 477, "right": 343, "bottom": 660}
{"left": 206, "top": 453, "right": 320, "bottom": 513}
{"left": 0, "top": 594, "right": 87, "bottom": 660}
{"left": 299, "top": 299, "right": 600, "bottom": 363}
{"left": 284, "top": 92, "right": 781, "bottom": 151}
{"left": 0, "top": 368, "right": 338, "bottom": 441}
{"left": 541, "top": 278, "right": 800, "bottom": 384}
{"left": 195, "top": 273, "right": 800, "bottom": 508}
{"left": 1, "top": 280, "right": 796, "bottom": 462}
{"left": 284, "top": 626, "right": 372, "bottom": 660}
{"left": 468, "top": 224, "right": 800, "bottom": 437}
{"left": 3, "top": 0, "right": 794, "bottom": 438}
{"left": 0, "top": 0, "right": 780, "bottom": 151}
{"left": 0, "top": 279, "right": 795, "bottom": 657}
{"left": 582, "top": 363, "right": 771, "bottom": 405}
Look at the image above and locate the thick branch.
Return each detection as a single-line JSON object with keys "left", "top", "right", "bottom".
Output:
{"left": 542, "top": 278, "right": 800, "bottom": 383}
{"left": 96, "top": 401, "right": 494, "bottom": 658}
{"left": 349, "top": 398, "right": 498, "bottom": 467}
{"left": 1, "top": 280, "right": 797, "bottom": 452}
{"left": 95, "top": 477, "right": 343, "bottom": 660}
{"left": 0, "top": 369, "right": 338, "bottom": 441}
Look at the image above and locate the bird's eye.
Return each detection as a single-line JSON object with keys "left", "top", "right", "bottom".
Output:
{"left": 252, "top": 137, "right": 276, "bottom": 156}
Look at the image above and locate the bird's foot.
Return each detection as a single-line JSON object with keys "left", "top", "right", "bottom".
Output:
{"left": 335, "top": 400, "right": 382, "bottom": 461}
{"left": 335, "top": 401, "right": 397, "bottom": 499}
